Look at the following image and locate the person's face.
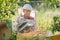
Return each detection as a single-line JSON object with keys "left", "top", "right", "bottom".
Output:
{"left": 23, "top": 9, "right": 31, "bottom": 16}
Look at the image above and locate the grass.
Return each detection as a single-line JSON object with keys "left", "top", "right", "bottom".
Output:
{"left": 36, "top": 9, "right": 60, "bottom": 30}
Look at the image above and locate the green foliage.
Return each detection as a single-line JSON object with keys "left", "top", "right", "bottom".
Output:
{"left": 52, "top": 16, "right": 60, "bottom": 33}
{"left": 45, "top": 0, "right": 60, "bottom": 9}
{"left": 0, "top": 0, "right": 19, "bottom": 20}
{"left": 10, "top": 31, "right": 17, "bottom": 40}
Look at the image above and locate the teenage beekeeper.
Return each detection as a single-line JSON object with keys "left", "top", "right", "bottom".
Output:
{"left": 13, "top": 4, "right": 38, "bottom": 33}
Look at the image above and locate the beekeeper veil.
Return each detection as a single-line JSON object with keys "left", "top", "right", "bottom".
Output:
{"left": 23, "top": 4, "right": 33, "bottom": 10}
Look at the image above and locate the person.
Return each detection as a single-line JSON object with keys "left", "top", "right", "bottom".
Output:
{"left": 14, "top": 4, "right": 37, "bottom": 33}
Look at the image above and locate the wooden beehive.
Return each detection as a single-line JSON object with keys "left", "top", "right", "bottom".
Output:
{"left": 17, "top": 30, "right": 60, "bottom": 40}
{"left": 0, "top": 21, "right": 12, "bottom": 40}
{"left": 17, "top": 30, "right": 47, "bottom": 40}
{"left": 50, "top": 35, "right": 60, "bottom": 40}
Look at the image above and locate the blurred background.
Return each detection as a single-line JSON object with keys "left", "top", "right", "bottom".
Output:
{"left": 0, "top": 0, "right": 60, "bottom": 40}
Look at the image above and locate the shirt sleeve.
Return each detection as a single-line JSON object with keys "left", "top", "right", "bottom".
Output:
{"left": 12, "top": 16, "right": 20, "bottom": 31}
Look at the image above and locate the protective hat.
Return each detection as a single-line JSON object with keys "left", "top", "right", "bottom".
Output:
{"left": 23, "top": 4, "right": 33, "bottom": 10}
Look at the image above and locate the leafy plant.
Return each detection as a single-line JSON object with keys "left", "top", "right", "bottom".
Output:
{"left": 45, "top": 0, "right": 60, "bottom": 9}
{"left": 52, "top": 16, "right": 60, "bottom": 33}
{"left": 0, "top": 0, "right": 20, "bottom": 21}
{"left": 9, "top": 31, "right": 17, "bottom": 40}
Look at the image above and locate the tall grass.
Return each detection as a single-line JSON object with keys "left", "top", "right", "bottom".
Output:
{"left": 36, "top": 9, "right": 60, "bottom": 30}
